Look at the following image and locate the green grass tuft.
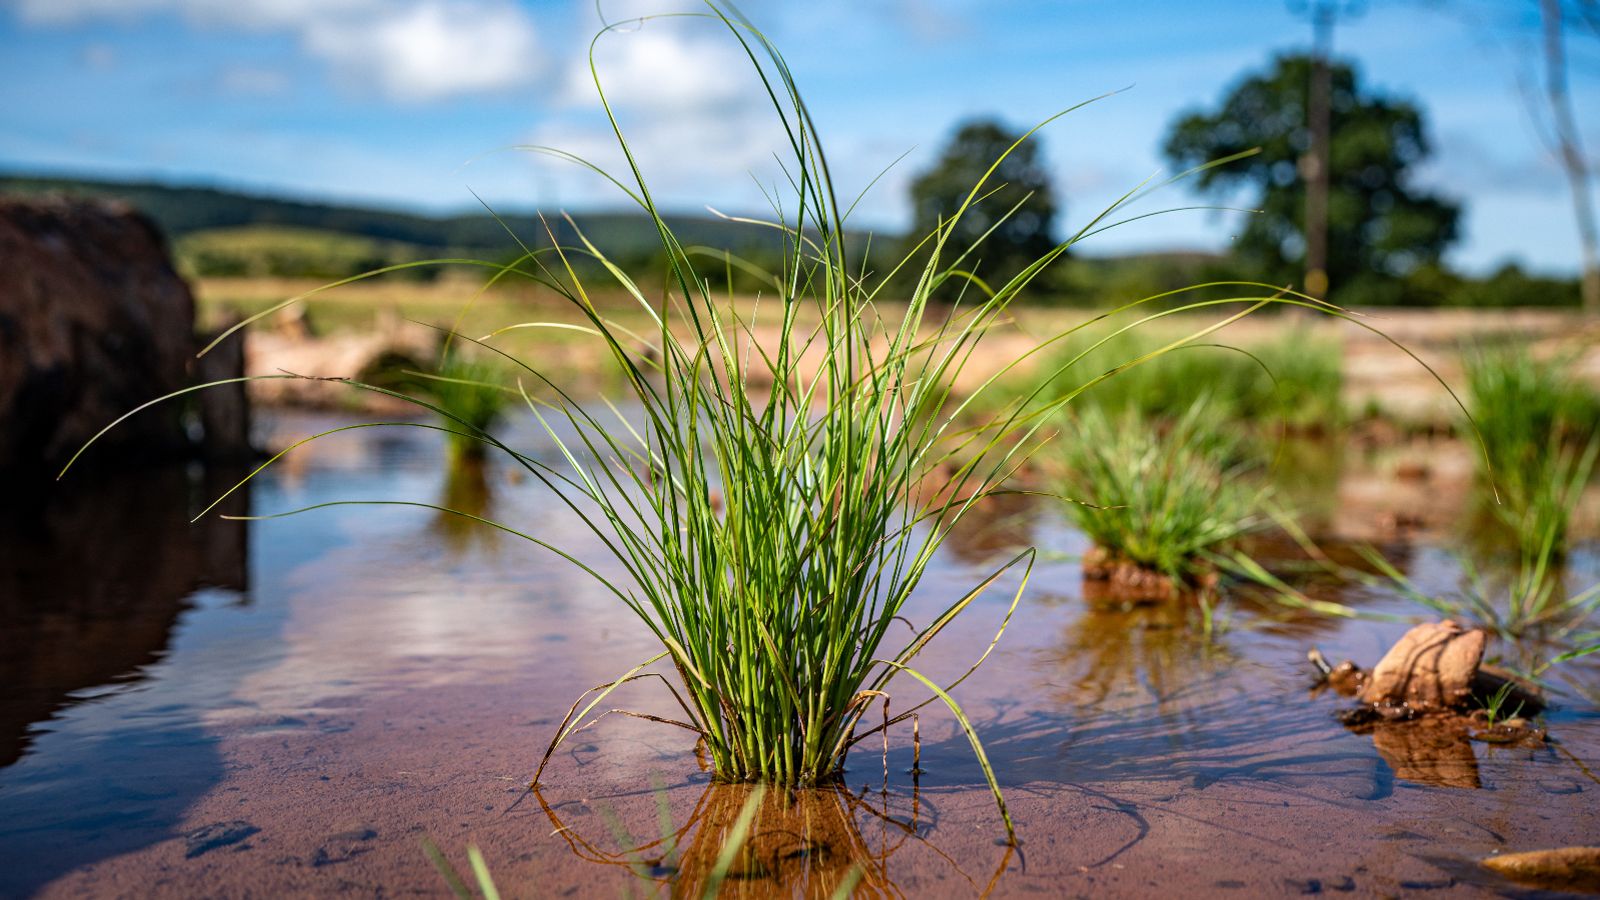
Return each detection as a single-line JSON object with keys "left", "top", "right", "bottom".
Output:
{"left": 1037, "top": 325, "right": 1344, "bottom": 431}
{"left": 412, "top": 356, "right": 513, "bottom": 463}
{"left": 62, "top": 2, "right": 1447, "bottom": 847}
{"left": 1055, "top": 401, "right": 1271, "bottom": 582}
{"left": 1463, "top": 344, "right": 1600, "bottom": 556}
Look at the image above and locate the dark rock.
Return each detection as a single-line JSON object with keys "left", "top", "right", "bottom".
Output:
{"left": 194, "top": 313, "right": 252, "bottom": 461}
{"left": 0, "top": 196, "right": 250, "bottom": 477}
{"left": 0, "top": 197, "right": 193, "bottom": 474}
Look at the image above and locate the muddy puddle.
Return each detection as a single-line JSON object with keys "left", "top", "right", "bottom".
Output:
{"left": 2, "top": 411, "right": 1598, "bottom": 897}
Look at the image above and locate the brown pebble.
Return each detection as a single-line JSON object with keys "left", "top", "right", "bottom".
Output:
{"left": 1360, "top": 621, "right": 1485, "bottom": 711}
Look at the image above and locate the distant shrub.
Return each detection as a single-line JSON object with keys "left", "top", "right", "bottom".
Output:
{"left": 1054, "top": 401, "right": 1271, "bottom": 581}
{"left": 1036, "top": 325, "right": 1344, "bottom": 430}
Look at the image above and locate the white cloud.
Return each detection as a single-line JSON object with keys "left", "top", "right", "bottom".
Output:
{"left": 12, "top": 0, "right": 541, "bottom": 102}
{"left": 562, "top": 24, "right": 748, "bottom": 112}
{"left": 529, "top": 12, "right": 792, "bottom": 210}
{"left": 302, "top": 2, "right": 540, "bottom": 101}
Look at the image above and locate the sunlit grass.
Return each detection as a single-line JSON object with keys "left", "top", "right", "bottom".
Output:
{"left": 1464, "top": 344, "right": 1600, "bottom": 556}
{"left": 1056, "top": 401, "right": 1271, "bottom": 584}
{"left": 1035, "top": 324, "right": 1344, "bottom": 431}
{"left": 412, "top": 356, "right": 512, "bottom": 463}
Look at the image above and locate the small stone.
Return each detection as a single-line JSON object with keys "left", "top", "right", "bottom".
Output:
{"left": 1361, "top": 621, "right": 1485, "bottom": 711}
{"left": 1323, "top": 661, "right": 1366, "bottom": 696}
{"left": 310, "top": 827, "right": 377, "bottom": 867}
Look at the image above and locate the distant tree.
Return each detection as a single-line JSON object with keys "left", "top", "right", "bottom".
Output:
{"left": 1162, "top": 54, "right": 1460, "bottom": 302}
{"left": 1424, "top": 0, "right": 1600, "bottom": 310}
{"left": 906, "top": 118, "right": 1058, "bottom": 289}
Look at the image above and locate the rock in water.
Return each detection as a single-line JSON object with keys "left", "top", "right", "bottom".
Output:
{"left": 1359, "top": 621, "right": 1485, "bottom": 711}
{"left": 0, "top": 196, "right": 197, "bottom": 474}
{"left": 1482, "top": 847, "right": 1600, "bottom": 892}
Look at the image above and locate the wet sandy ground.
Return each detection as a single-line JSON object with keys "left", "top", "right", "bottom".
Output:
{"left": 2, "top": 412, "right": 1598, "bottom": 897}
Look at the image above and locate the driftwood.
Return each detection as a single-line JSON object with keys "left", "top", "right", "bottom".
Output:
{"left": 1482, "top": 847, "right": 1600, "bottom": 892}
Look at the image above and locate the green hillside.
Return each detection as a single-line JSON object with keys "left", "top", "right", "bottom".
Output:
{"left": 0, "top": 171, "right": 1234, "bottom": 301}
{"left": 0, "top": 173, "right": 825, "bottom": 261}
{"left": 0, "top": 172, "right": 1583, "bottom": 307}
{"left": 171, "top": 225, "right": 437, "bottom": 280}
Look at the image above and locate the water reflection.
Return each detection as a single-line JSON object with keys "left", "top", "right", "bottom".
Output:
{"left": 0, "top": 465, "right": 250, "bottom": 768}
{"left": 1042, "top": 593, "right": 1234, "bottom": 709}
{"left": 1366, "top": 720, "right": 1481, "bottom": 789}
{"left": 430, "top": 456, "right": 501, "bottom": 555}
{"left": 0, "top": 465, "right": 253, "bottom": 896}
{"left": 536, "top": 779, "right": 1011, "bottom": 898}
{"left": 941, "top": 492, "right": 1037, "bottom": 566}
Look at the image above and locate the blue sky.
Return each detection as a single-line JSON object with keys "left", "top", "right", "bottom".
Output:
{"left": 1, "top": 0, "right": 1596, "bottom": 274}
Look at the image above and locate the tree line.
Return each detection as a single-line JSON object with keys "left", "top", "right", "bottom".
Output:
{"left": 906, "top": 50, "right": 1588, "bottom": 309}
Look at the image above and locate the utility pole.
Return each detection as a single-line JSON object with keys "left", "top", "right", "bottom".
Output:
{"left": 1539, "top": 0, "right": 1600, "bottom": 313}
{"left": 1290, "top": 0, "right": 1364, "bottom": 301}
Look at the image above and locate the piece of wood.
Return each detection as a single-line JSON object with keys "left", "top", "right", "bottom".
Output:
{"left": 1482, "top": 847, "right": 1600, "bottom": 892}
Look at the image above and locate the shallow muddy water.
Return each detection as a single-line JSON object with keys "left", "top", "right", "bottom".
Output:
{"left": 2, "top": 411, "right": 1598, "bottom": 898}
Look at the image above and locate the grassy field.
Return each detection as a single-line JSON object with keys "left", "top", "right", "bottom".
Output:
{"left": 194, "top": 276, "right": 1600, "bottom": 424}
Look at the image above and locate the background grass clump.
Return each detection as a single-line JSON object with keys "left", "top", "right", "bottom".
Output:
{"left": 1036, "top": 325, "right": 1344, "bottom": 432}
{"left": 1463, "top": 344, "right": 1600, "bottom": 556}
{"left": 1055, "top": 400, "right": 1272, "bottom": 584}
{"left": 413, "top": 355, "right": 512, "bottom": 463}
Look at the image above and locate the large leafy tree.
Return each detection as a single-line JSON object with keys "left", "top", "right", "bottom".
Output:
{"left": 906, "top": 118, "right": 1058, "bottom": 289}
{"left": 1163, "top": 54, "right": 1460, "bottom": 302}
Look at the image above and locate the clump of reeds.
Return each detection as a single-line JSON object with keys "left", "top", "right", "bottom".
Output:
{"left": 1462, "top": 345, "right": 1599, "bottom": 557}
{"left": 1037, "top": 325, "right": 1344, "bottom": 432}
{"left": 1056, "top": 400, "right": 1271, "bottom": 589}
{"left": 414, "top": 356, "right": 512, "bottom": 463}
